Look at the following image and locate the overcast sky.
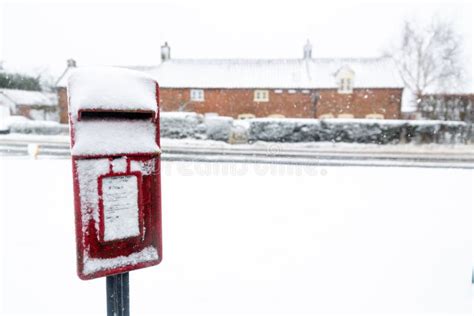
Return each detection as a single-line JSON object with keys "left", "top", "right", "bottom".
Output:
{"left": 0, "top": 0, "right": 472, "bottom": 90}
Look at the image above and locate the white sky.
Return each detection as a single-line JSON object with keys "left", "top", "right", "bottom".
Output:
{"left": 0, "top": 0, "right": 472, "bottom": 89}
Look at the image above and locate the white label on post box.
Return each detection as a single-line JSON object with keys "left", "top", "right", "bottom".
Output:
{"left": 102, "top": 175, "right": 140, "bottom": 241}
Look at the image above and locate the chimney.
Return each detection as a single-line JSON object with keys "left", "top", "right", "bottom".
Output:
{"left": 161, "top": 42, "right": 171, "bottom": 62}
{"left": 67, "top": 59, "right": 77, "bottom": 67}
{"left": 303, "top": 40, "right": 312, "bottom": 59}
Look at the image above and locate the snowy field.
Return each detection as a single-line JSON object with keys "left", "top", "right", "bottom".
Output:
{"left": 0, "top": 158, "right": 472, "bottom": 315}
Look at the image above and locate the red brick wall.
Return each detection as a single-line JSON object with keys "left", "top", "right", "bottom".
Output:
{"left": 57, "top": 86, "right": 402, "bottom": 120}
{"left": 159, "top": 88, "right": 402, "bottom": 119}
{"left": 317, "top": 88, "right": 402, "bottom": 119}
{"left": 16, "top": 105, "right": 57, "bottom": 121}
{"left": 57, "top": 87, "right": 69, "bottom": 124}
{"left": 159, "top": 88, "right": 317, "bottom": 118}
{"left": 16, "top": 106, "right": 32, "bottom": 119}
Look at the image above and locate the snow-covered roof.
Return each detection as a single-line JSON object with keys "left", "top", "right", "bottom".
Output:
{"left": 0, "top": 89, "right": 57, "bottom": 107}
{"left": 57, "top": 57, "right": 404, "bottom": 90}
{"left": 67, "top": 67, "right": 158, "bottom": 119}
{"left": 149, "top": 58, "right": 403, "bottom": 89}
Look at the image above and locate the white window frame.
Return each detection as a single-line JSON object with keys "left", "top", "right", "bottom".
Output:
{"left": 319, "top": 113, "right": 334, "bottom": 119}
{"left": 339, "top": 78, "right": 346, "bottom": 91}
{"left": 338, "top": 77, "right": 353, "bottom": 94}
{"left": 254, "top": 90, "right": 269, "bottom": 102}
{"left": 337, "top": 113, "right": 354, "bottom": 118}
{"left": 190, "top": 89, "right": 204, "bottom": 101}
{"left": 336, "top": 66, "right": 354, "bottom": 94}
{"left": 365, "top": 113, "right": 384, "bottom": 119}
{"left": 238, "top": 113, "right": 256, "bottom": 120}
{"left": 345, "top": 78, "right": 352, "bottom": 91}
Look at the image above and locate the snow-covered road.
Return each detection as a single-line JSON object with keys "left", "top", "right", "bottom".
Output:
{"left": 0, "top": 159, "right": 472, "bottom": 315}
{"left": 1, "top": 135, "right": 474, "bottom": 169}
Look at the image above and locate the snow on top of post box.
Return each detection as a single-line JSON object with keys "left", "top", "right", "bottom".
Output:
{"left": 67, "top": 67, "right": 158, "bottom": 118}
{"left": 71, "top": 120, "right": 160, "bottom": 156}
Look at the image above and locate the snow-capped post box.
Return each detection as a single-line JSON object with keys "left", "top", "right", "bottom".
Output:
{"left": 67, "top": 67, "right": 162, "bottom": 281}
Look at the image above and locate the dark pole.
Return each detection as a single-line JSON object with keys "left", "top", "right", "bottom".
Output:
{"left": 106, "top": 273, "right": 130, "bottom": 316}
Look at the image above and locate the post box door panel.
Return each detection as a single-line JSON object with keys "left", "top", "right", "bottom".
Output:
{"left": 74, "top": 155, "right": 161, "bottom": 279}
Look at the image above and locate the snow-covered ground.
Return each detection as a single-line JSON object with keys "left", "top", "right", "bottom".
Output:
{"left": 1, "top": 133, "right": 474, "bottom": 161}
{"left": 0, "top": 159, "right": 472, "bottom": 315}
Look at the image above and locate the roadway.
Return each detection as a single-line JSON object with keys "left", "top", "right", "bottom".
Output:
{"left": 1, "top": 134, "right": 473, "bottom": 169}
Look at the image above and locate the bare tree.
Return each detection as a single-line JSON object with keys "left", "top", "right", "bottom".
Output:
{"left": 388, "top": 17, "right": 464, "bottom": 109}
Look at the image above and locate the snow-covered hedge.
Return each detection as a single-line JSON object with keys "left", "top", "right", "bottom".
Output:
{"left": 8, "top": 120, "right": 69, "bottom": 135}
{"left": 159, "top": 112, "right": 236, "bottom": 142}
{"left": 203, "top": 115, "right": 233, "bottom": 141}
{"left": 248, "top": 118, "right": 472, "bottom": 144}
{"left": 159, "top": 112, "right": 472, "bottom": 144}
{"left": 159, "top": 112, "right": 203, "bottom": 139}
{"left": 5, "top": 111, "right": 472, "bottom": 144}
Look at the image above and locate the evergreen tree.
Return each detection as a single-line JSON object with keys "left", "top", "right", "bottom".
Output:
{"left": 0, "top": 72, "right": 42, "bottom": 91}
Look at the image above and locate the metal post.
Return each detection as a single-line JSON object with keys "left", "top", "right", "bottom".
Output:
{"left": 106, "top": 272, "right": 130, "bottom": 316}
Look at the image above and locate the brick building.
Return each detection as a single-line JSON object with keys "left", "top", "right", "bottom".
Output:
{"left": 0, "top": 88, "right": 58, "bottom": 122}
{"left": 56, "top": 42, "right": 404, "bottom": 123}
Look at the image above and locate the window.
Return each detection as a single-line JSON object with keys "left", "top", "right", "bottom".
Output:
{"left": 365, "top": 113, "right": 384, "bottom": 119}
{"left": 336, "top": 65, "right": 354, "bottom": 94}
{"left": 237, "top": 113, "right": 256, "bottom": 120}
{"left": 337, "top": 113, "right": 354, "bottom": 118}
{"left": 254, "top": 90, "right": 269, "bottom": 102}
{"left": 345, "top": 78, "right": 352, "bottom": 91}
{"left": 190, "top": 89, "right": 204, "bottom": 101}
{"left": 338, "top": 77, "right": 353, "bottom": 93}
{"left": 339, "top": 78, "right": 346, "bottom": 91}
{"left": 267, "top": 114, "right": 285, "bottom": 118}
{"left": 319, "top": 113, "right": 334, "bottom": 119}
{"left": 288, "top": 89, "right": 296, "bottom": 94}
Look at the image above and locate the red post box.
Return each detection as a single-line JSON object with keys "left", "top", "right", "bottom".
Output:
{"left": 67, "top": 67, "right": 162, "bottom": 280}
